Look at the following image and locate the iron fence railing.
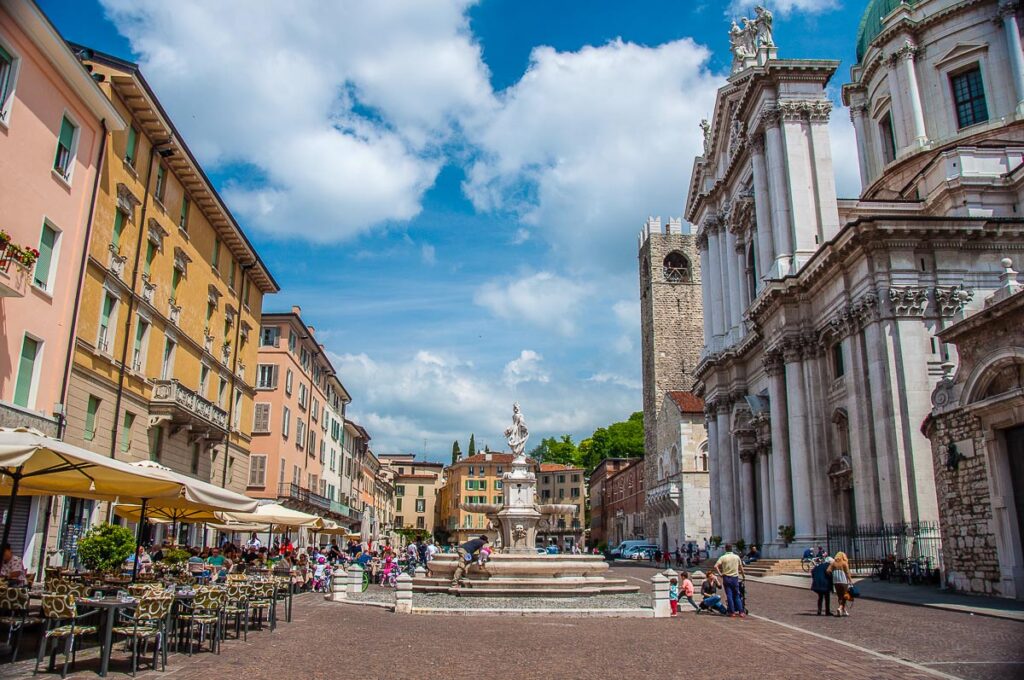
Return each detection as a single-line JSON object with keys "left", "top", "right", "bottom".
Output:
{"left": 826, "top": 521, "right": 943, "bottom": 575}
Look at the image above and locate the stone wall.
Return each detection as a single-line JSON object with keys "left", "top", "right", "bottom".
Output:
{"left": 927, "top": 411, "right": 1002, "bottom": 596}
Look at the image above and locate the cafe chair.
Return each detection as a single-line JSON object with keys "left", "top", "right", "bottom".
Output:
{"left": 112, "top": 594, "right": 173, "bottom": 676}
{"left": 222, "top": 582, "right": 250, "bottom": 641}
{"left": 34, "top": 593, "right": 98, "bottom": 679}
{"left": 0, "top": 587, "right": 42, "bottom": 662}
{"left": 176, "top": 587, "right": 225, "bottom": 656}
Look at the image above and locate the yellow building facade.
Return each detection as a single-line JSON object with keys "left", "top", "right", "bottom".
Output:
{"left": 59, "top": 48, "right": 277, "bottom": 548}
{"left": 438, "top": 453, "right": 538, "bottom": 545}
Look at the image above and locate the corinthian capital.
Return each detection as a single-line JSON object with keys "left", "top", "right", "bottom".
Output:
{"left": 762, "top": 350, "right": 784, "bottom": 377}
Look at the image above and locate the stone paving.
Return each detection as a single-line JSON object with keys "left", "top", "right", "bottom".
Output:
{"left": 1, "top": 571, "right": 1020, "bottom": 680}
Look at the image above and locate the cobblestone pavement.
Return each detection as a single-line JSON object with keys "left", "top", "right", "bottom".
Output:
{"left": 2, "top": 573, "right": 1020, "bottom": 680}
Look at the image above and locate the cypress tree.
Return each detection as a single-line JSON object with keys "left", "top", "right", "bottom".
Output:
{"left": 468, "top": 433, "right": 476, "bottom": 457}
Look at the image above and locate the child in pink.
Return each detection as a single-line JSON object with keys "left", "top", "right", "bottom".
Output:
{"left": 681, "top": 571, "right": 699, "bottom": 611}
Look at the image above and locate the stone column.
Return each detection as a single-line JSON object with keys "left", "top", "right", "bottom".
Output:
{"left": 763, "top": 109, "right": 793, "bottom": 276}
{"left": 802, "top": 338, "right": 831, "bottom": 541}
{"left": 758, "top": 448, "right": 774, "bottom": 546}
{"left": 739, "top": 450, "right": 757, "bottom": 544}
{"left": 896, "top": 41, "right": 928, "bottom": 147}
{"left": 707, "top": 223, "right": 727, "bottom": 346}
{"left": 764, "top": 351, "right": 793, "bottom": 535}
{"left": 347, "top": 563, "right": 364, "bottom": 594}
{"left": 721, "top": 226, "right": 738, "bottom": 343}
{"left": 717, "top": 401, "right": 736, "bottom": 542}
{"left": 783, "top": 339, "right": 814, "bottom": 540}
{"left": 699, "top": 239, "right": 713, "bottom": 348}
{"left": 862, "top": 315, "right": 910, "bottom": 524}
{"left": 849, "top": 104, "right": 874, "bottom": 190}
{"left": 778, "top": 103, "right": 819, "bottom": 267}
{"left": 749, "top": 134, "right": 776, "bottom": 283}
{"left": 887, "top": 53, "right": 908, "bottom": 154}
{"left": 706, "top": 405, "right": 721, "bottom": 539}
{"left": 805, "top": 102, "right": 840, "bottom": 241}
{"left": 1000, "top": 2, "right": 1024, "bottom": 114}
{"left": 845, "top": 322, "right": 882, "bottom": 525}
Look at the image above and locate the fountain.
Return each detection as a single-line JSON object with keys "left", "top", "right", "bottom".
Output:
{"left": 414, "top": 404, "right": 638, "bottom": 597}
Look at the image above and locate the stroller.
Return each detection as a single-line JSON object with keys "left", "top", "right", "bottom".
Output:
{"left": 739, "top": 578, "right": 750, "bottom": 614}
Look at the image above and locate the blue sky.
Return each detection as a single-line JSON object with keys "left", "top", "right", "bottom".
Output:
{"left": 39, "top": 0, "right": 864, "bottom": 460}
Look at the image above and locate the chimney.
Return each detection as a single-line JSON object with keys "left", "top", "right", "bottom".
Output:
{"left": 291, "top": 305, "right": 301, "bottom": 316}
{"left": 308, "top": 325, "right": 315, "bottom": 336}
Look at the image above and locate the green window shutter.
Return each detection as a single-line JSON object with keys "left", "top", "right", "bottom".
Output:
{"left": 171, "top": 268, "right": 181, "bottom": 297}
{"left": 133, "top": 319, "right": 146, "bottom": 354}
{"left": 148, "top": 425, "right": 163, "bottom": 461}
{"left": 58, "top": 116, "right": 75, "bottom": 149}
{"left": 120, "top": 412, "right": 135, "bottom": 452}
{"left": 144, "top": 241, "right": 155, "bottom": 276}
{"left": 0, "top": 45, "right": 12, "bottom": 103}
{"left": 13, "top": 336, "right": 39, "bottom": 407}
{"left": 0, "top": 44, "right": 11, "bottom": 64}
{"left": 84, "top": 395, "right": 100, "bottom": 441}
{"left": 112, "top": 211, "right": 125, "bottom": 249}
{"left": 125, "top": 126, "right": 138, "bottom": 163}
{"left": 212, "top": 239, "right": 220, "bottom": 268}
{"left": 33, "top": 224, "right": 56, "bottom": 289}
{"left": 101, "top": 294, "right": 114, "bottom": 328}
{"left": 179, "top": 196, "right": 189, "bottom": 230}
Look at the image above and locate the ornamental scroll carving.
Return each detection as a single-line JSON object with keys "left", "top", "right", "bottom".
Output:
{"left": 889, "top": 287, "right": 929, "bottom": 316}
{"left": 934, "top": 284, "right": 974, "bottom": 317}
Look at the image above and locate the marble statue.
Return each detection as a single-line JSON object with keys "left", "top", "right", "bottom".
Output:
{"left": 729, "top": 20, "right": 753, "bottom": 72}
{"left": 700, "top": 118, "right": 711, "bottom": 156}
{"left": 754, "top": 5, "right": 774, "bottom": 47}
{"left": 505, "top": 402, "right": 529, "bottom": 464}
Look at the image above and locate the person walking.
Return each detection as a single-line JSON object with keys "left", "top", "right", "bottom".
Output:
{"left": 451, "top": 535, "right": 489, "bottom": 588}
{"left": 828, "top": 551, "right": 853, "bottom": 616}
{"left": 811, "top": 556, "right": 834, "bottom": 616}
{"left": 713, "top": 543, "right": 746, "bottom": 618}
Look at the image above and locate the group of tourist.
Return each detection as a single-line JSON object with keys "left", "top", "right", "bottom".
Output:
{"left": 809, "top": 550, "right": 855, "bottom": 617}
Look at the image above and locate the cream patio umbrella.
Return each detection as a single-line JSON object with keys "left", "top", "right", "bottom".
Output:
{"left": 217, "top": 502, "right": 322, "bottom": 549}
{"left": 115, "top": 461, "right": 258, "bottom": 577}
{"left": 0, "top": 428, "right": 185, "bottom": 547}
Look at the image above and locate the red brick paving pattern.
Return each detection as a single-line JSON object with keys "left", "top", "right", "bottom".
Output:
{"left": 2, "top": 567, "right": 1020, "bottom": 680}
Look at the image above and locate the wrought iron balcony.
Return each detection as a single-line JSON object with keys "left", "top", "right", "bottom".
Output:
{"left": 0, "top": 244, "right": 29, "bottom": 297}
{"left": 278, "top": 482, "right": 331, "bottom": 511}
{"left": 150, "top": 379, "right": 228, "bottom": 433}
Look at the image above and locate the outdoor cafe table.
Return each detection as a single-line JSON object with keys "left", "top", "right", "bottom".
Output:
{"left": 77, "top": 596, "right": 137, "bottom": 678}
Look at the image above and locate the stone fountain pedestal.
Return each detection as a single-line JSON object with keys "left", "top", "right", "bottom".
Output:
{"left": 416, "top": 455, "right": 638, "bottom": 597}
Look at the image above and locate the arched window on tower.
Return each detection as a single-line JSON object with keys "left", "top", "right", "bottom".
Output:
{"left": 663, "top": 251, "right": 692, "bottom": 283}
{"left": 699, "top": 441, "right": 709, "bottom": 471}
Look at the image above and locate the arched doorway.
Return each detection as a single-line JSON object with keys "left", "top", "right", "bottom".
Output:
{"left": 661, "top": 521, "right": 669, "bottom": 554}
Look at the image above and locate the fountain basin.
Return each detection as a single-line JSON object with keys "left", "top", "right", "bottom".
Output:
{"left": 426, "top": 553, "right": 611, "bottom": 580}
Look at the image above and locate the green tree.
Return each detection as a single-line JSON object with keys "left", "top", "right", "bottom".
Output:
{"left": 587, "top": 411, "right": 644, "bottom": 462}
{"left": 451, "top": 440, "right": 461, "bottom": 465}
{"left": 529, "top": 435, "right": 579, "bottom": 465}
{"left": 468, "top": 433, "right": 476, "bottom": 457}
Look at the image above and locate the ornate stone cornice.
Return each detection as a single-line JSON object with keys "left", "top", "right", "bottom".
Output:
{"left": 891, "top": 39, "right": 919, "bottom": 64}
{"left": 781, "top": 335, "right": 804, "bottom": 363}
{"left": 116, "top": 183, "right": 141, "bottom": 219}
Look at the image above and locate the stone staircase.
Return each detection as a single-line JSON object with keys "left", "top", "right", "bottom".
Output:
{"left": 742, "top": 559, "right": 804, "bottom": 578}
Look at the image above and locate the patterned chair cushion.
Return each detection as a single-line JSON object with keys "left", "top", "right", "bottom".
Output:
{"left": 46, "top": 624, "right": 97, "bottom": 638}
{"left": 112, "top": 625, "right": 159, "bottom": 637}
{"left": 41, "top": 593, "right": 76, "bottom": 619}
{"left": 178, "top": 613, "right": 218, "bottom": 624}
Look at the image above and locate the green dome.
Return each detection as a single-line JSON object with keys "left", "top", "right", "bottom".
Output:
{"left": 856, "top": 0, "right": 921, "bottom": 62}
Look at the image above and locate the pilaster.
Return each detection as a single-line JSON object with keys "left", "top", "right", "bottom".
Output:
{"left": 761, "top": 108, "right": 794, "bottom": 276}
{"left": 782, "top": 336, "right": 813, "bottom": 540}
{"left": 749, "top": 134, "right": 777, "bottom": 284}
{"left": 763, "top": 349, "right": 793, "bottom": 532}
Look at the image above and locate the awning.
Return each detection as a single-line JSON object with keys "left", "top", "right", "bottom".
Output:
{"left": 127, "top": 461, "right": 258, "bottom": 513}
{"left": 218, "top": 502, "right": 322, "bottom": 528}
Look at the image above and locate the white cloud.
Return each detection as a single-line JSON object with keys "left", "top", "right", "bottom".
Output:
{"left": 829, "top": 105, "right": 862, "bottom": 198}
{"left": 502, "top": 350, "right": 549, "bottom": 387}
{"left": 586, "top": 372, "right": 641, "bottom": 391}
{"left": 511, "top": 228, "right": 531, "bottom": 245}
{"left": 421, "top": 244, "right": 437, "bottom": 266}
{"left": 474, "top": 271, "right": 591, "bottom": 336}
{"left": 611, "top": 299, "right": 639, "bottom": 354}
{"left": 330, "top": 349, "right": 636, "bottom": 454}
{"left": 101, "top": 0, "right": 494, "bottom": 242}
{"left": 728, "top": 0, "right": 839, "bottom": 15}
{"left": 463, "top": 38, "right": 723, "bottom": 272}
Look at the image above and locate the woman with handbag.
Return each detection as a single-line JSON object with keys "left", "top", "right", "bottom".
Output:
{"left": 828, "top": 551, "right": 853, "bottom": 617}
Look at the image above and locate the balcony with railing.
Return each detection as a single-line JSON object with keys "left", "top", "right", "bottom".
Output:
{"left": 150, "top": 379, "right": 228, "bottom": 433}
{"left": 646, "top": 479, "right": 681, "bottom": 514}
{"left": 0, "top": 243, "right": 31, "bottom": 297}
{"left": 278, "top": 482, "right": 331, "bottom": 511}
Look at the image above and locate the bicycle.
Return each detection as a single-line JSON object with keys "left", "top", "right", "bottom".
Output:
{"left": 360, "top": 570, "right": 370, "bottom": 592}
{"left": 801, "top": 555, "right": 824, "bottom": 573}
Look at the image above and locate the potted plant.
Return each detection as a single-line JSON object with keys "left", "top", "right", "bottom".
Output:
{"left": 709, "top": 535, "right": 723, "bottom": 549}
{"left": 735, "top": 538, "right": 746, "bottom": 554}
{"left": 777, "top": 524, "right": 795, "bottom": 547}
{"left": 76, "top": 523, "right": 136, "bottom": 575}
{"left": 0, "top": 229, "right": 10, "bottom": 249}
{"left": 18, "top": 246, "right": 40, "bottom": 267}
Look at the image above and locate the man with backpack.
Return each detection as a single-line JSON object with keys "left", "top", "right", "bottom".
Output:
{"left": 451, "top": 535, "right": 489, "bottom": 587}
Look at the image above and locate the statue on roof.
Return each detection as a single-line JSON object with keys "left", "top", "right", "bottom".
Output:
{"left": 700, "top": 118, "right": 711, "bottom": 156}
{"left": 754, "top": 5, "right": 775, "bottom": 47}
{"left": 504, "top": 402, "right": 529, "bottom": 465}
{"left": 730, "top": 5, "right": 776, "bottom": 73}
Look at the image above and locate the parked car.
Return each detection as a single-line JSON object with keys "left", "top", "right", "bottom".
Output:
{"left": 545, "top": 544, "right": 560, "bottom": 555}
{"left": 535, "top": 547, "right": 547, "bottom": 555}
{"left": 609, "top": 540, "right": 651, "bottom": 559}
{"left": 624, "top": 544, "right": 660, "bottom": 560}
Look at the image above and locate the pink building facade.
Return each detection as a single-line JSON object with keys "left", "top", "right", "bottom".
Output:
{"left": 0, "top": 0, "right": 123, "bottom": 436}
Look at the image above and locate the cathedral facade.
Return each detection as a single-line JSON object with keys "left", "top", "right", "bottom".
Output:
{"left": 689, "top": 0, "right": 1024, "bottom": 559}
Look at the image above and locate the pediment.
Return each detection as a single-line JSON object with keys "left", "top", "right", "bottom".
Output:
{"left": 933, "top": 42, "right": 988, "bottom": 70}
